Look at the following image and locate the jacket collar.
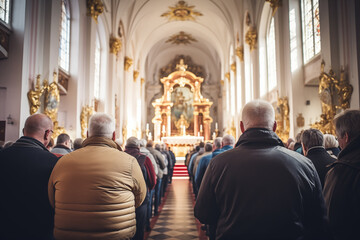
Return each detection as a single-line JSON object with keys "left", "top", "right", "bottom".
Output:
{"left": 53, "top": 144, "right": 72, "bottom": 152}
{"left": 333, "top": 134, "right": 360, "bottom": 169}
{"left": 221, "top": 145, "right": 233, "bottom": 151}
{"left": 235, "top": 128, "right": 284, "bottom": 148}
{"left": 13, "top": 136, "right": 48, "bottom": 151}
{"left": 82, "top": 136, "right": 118, "bottom": 150}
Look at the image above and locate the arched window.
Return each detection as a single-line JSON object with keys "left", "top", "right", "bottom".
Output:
{"left": 58, "top": 0, "right": 70, "bottom": 72}
{"left": 267, "top": 17, "right": 277, "bottom": 92}
{"left": 301, "top": 0, "right": 320, "bottom": 63}
{"left": 94, "top": 36, "right": 101, "bottom": 100}
{"left": 0, "top": 0, "right": 10, "bottom": 24}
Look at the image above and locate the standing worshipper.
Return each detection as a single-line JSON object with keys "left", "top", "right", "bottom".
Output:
{"left": 0, "top": 114, "right": 58, "bottom": 239}
{"left": 323, "top": 110, "right": 360, "bottom": 240}
{"left": 48, "top": 113, "right": 146, "bottom": 240}
{"left": 195, "top": 100, "right": 329, "bottom": 239}
{"left": 51, "top": 133, "right": 72, "bottom": 155}
{"left": 125, "top": 137, "right": 156, "bottom": 240}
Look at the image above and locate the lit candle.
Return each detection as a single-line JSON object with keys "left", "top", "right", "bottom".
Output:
{"left": 162, "top": 125, "right": 165, "bottom": 132}
{"left": 198, "top": 132, "right": 200, "bottom": 136}
{"left": 146, "top": 123, "right": 149, "bottom": 130}
{"left": 212, "top": 132, "right": 216, "bottom": 139}
{"left": 215, "top": 122, "right": 218, "bottom": 130}
{"left": 200, "top": 124, "right": 203, "bottom": 131}
{"left": 148, "top": 132, "right": 152, "bottom": 140}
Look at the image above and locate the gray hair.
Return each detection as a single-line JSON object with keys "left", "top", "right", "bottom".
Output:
{"left": 214, "top": 137, "right": 222, "bottom": 149}
{"left": 88, "top": 113, "right": 115, "bottom": 138}
{"left": 334, "top": 109, "right": 360, "bottom": 141}
{"left": 139, "top": 139, "right": 147, "bottom": 147}
{"left": 323, "top": 134, "right": 339, "bottom": 149}
{"left": 222, "top": 134, "right": 235, "bottom": 147}
{"left": 301, "top": 128, "right": 324, "bottom": 149}
{"left": 242, "top": 99, "right": 275, "bottom": 130}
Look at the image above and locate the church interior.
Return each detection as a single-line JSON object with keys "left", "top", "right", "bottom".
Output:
{"left": 1, "top": 0, "right": 359, "bottom": 148}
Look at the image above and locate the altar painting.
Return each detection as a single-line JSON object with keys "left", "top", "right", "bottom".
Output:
{"left": 171, "top": 87, "right": 194, "bottom": 129}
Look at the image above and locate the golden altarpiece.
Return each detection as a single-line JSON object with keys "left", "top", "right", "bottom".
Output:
{"left": 152, "top": 59, "right": 213, "bottom": 143}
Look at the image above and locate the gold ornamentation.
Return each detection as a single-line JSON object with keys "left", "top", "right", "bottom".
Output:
{"left": 161, "top": 0, "right": 203, "bottom": 21}
{"left": 275, "top": 96, "right": 290, "bottom": 142}
{"left": 226, "top": 118, "right": 236, "bottom": 139}
{"left": 265, "top": 0, "right": 282, "bottom": 16}
{"left": 109, "top": 36, "right": 122, "bottom": 55}
{"left": 175, "top": 114, "right": 189, "bottom": 136}
{"left": 220, "top": 79, "right": 224, "bottom": 86}
{"left": 44, "top": 72, "right": 60, "bottom": 123}
{"left": 80, "top": 105, "right": 94, "bottom": 139}
{"left": 225, "top": 72, "right": 230, "bottom": 83}
{"left": 245, "top": 12, "right": 252, "bottom": 26}
{"left": 245, "top": 27, "right": 257, "bottom": 51}
{"left": 236, "top": 45, "right": 244, "bottom": 62}
{"left": 231, "top": 62, "right": 236, "bottom": 73}
{"left": 133, "top": 70, "right": 139, "bottom": 82}
{"left": 27, "top": 74, "right": 45, "bottom": 115}
{"left": 160, "top": 55, "right": 204, "bottom": 78}
{"left": 312, "top": 61, "right": 353, "bottom": 134}
{"left": 166, "top": 31, "right": 197, "bottom": 45}
{"left": 86, "top": 0, "right": 104, "bottom": 24}
{"left": 52, "top": 121, "right": 66, "bottom": 140}
{"left": 141, "top": 78, "right": 145, "bottom": 86}
{"left": 124, "top": 56, "right": 133, "bottom": 71}
{"left": 122, "top": 121, "right": 127, "bottom": 147}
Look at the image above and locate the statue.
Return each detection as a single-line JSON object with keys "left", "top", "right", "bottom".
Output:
{"left": 335, "top": 69, "right": 353, "bottom": 110}
{"left": 80, "top": 105, "right": 94, "bottom": 139}
{"left": 27, "top": 75, "right": 45, "bottom": 115}
{"left": 44, "top": 72, "right": 61, "bottom": 122}
{"left": 175, "top": 114, "right": 189, "bottom": 135}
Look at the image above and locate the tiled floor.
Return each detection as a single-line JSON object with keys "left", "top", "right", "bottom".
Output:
{"left": 146, "top": 179, "right": 207, "bottom": 240}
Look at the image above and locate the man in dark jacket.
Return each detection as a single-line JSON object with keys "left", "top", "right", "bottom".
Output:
{"left": 0, "top": 114, "right": 58, "bottom": 239}
{"left": 301, "top": 128, "right": 335, "bottom": 187}
{"left": 51, "top": 133, "right": 72, "bottom": 155}
{"left": 323, "top": 109, "right": 360, "bottom": 240}
{"left": 195, "top": 100, "right": 329, "bottom": 240}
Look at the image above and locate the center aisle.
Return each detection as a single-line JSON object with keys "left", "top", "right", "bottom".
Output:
{"left": 146, "top": 179, "right": 207, "bottom": 240}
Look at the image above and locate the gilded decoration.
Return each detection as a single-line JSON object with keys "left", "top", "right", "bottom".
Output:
{"left": 133, "top": 70, "right": 139, "bottom": 82}
{"left": 225, "top": 118, "right": 236, "bottom": 139}
{"left": 245, "top": 27, "right": 257, "bottom": 51}
{"left": 152, "top": 58, "right": 213, "bottom": 141}
{"left": 44, "top": 72, "right": 61, "bottom": 123}
{"left": 161, "top": 0, "right": 203, "bottom": 21}
{"left": 141, "top": 78, "right": 145, "bottom": 86}
{"left": 312, "top": 61, "right": 353, "bottom": 134}
{"left": 166, "top": 31, "right": 197, "bottom": 45}
{"left": 275, "top": 96, "right": 290, "bottom": 143}
{"left": 109, "top": 36, "right": 122, "bottom": 55}
{"left": 236, "top": 45, "right": 244, "bottom": 62}
{"left": 80, "top": 105, "right": 94, "bottom": 139}
{"left": 265, "top": 0, "right": 282, "bottom": 16}
{"left": 27, "top": 74, "right": 45, "bottom": 115}
{"left": 231, "top": 62, "right": 236, "bottom": 73}
{"left": 124, "top": 56, "right": 133, "bottom": 71}
{"left": 225, "top": 72, "right": 230, "bottom": 83}
{"left": 160, "top": 55, "right": 204, "bottom": 79}
{"left": 86, "top": 0, "right": 104, "bottom": 24}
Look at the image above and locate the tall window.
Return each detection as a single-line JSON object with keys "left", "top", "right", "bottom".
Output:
{"left": 267, "top": 17, "right": 277, "bottom": 92}
{"left": 94, "top": 36, "right": 101, "bottom": 99}
{"left": 289, "top": 8, "right": 298, "bottom": 72}
{"left": 0, "top": 0, "right": 10, "bottom": 24}
{"left": 301, "top": 0, "right": 321, "bottom": 63}
{"left": 58, "top": 0, "right": 70, "bottom": 72}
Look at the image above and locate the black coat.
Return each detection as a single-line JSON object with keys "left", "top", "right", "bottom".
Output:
{"left": 0, "top": 136, "right": 59, "bottom": 239}
{"left": 306, "top": 147, "right": 336, "bottom": 187}
{"left": 195, "top": 128, "right": 329, "bottom": 240}
{"left": 323, "top": 134, "right": 360, "bottom": 240}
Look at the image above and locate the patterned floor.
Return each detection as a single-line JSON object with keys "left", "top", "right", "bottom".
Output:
{"left": 146, "top": 179, "right": 207, "bottom": 240}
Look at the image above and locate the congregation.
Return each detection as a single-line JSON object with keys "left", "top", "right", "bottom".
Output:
{"left": 1, "top": 100, "right": 360, "bottom": 240}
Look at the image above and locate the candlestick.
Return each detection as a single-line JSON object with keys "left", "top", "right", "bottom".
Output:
{"left": 146, "top": 123, "right": 149, "bottom": 130}
{"left": 215, "top": 122, "right": 218, "bottom": 130}
{"left": 200, "top": 124, "right": 203, "bottom": 131}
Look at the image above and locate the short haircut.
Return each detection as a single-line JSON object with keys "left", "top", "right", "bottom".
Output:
{"left": 146, "top": 140, "right": 154, "bottom": 148}
{"left": 24, "top": 114, "right": 53, "bottom": 135}
{"left": 56, "top": 133, "right": 70, "bottom": 144}
{"left": 214, "top": 137, "right": 222, "bottom": 149}
{"left": 301, "top": 128, "right": 324, "bottom": 149}
{"left": 222, "top": 134, "right": 235, "bottom": 146}
{"left": 139, "top": 139, "right": 147, "bottom": 147}
{"left": 199, "top": 142, "right": 205, "bottom": 148}
{"left": 205, "top": 143, "right": 213, "bottom": 152}
{"left": 323, "top": 134, "right": 339, "bottom": 149}
{"left": 88, "top": 113, "right": 115, "bottom": 138}
{"left": 334, "top": 109, "right": 360, "bottom": 141}
{"left": 73, "top": 138, "right": 83, "bottom": 150}
{"left": 126, "top": 136, "right": 140, "bottom": 148}
{"left": 242, "top": 99, "right": 275, "bottom": 130}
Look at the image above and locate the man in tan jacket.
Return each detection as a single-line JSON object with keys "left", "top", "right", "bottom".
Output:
{"left": 48, "top": 113, "right": 146, "bottom": 240}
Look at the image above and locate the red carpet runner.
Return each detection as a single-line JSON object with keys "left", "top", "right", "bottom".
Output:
{"left": 173, "top": 164, "right": 189, "bottom": 178}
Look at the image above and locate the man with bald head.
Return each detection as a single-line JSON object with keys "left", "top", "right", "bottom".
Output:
{"left": 195, "top": 100, "right": 329, "bottom": 239}
{"left": 0, "top": 114, "right": 59, "bottom": 239}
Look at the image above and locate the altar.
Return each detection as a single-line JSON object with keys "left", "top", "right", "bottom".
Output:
{"left": 162, "top": 135, "right": 204, "bottom": 157}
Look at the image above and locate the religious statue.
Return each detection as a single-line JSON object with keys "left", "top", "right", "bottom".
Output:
{"left": 335, "top": 69, "right": 353, "bottom": 110}
{"left": 27, "top": 75, "right": 45, "bottom": 115}
{"left": 44, "top": 72, "right": 61, "bottom": 122}
{"left": 175, "top": 114, "right": 189, "bottom": 135}
{"left": 80, "top": 105, "right": 94, "bottom": 139}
